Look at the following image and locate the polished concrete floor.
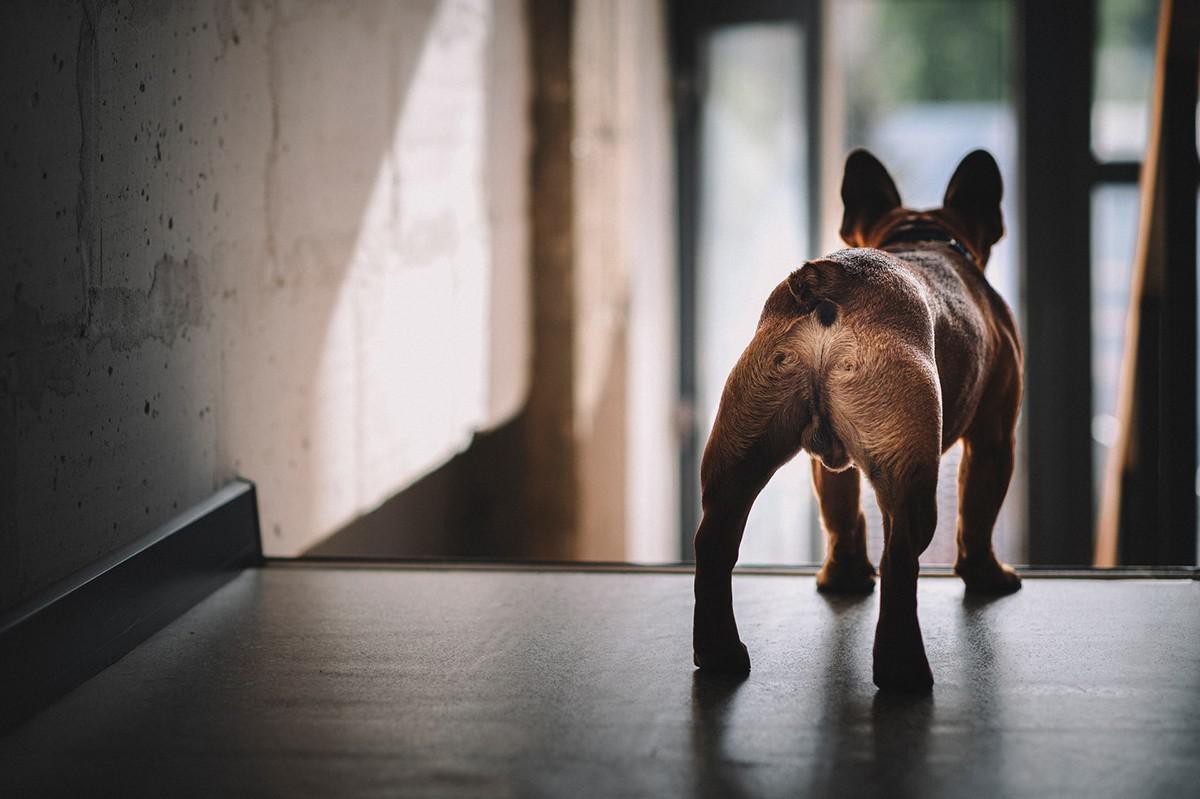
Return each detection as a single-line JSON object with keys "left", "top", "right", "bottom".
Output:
{"left": 2, "top": 565, "right": 1198, "bottom": 797}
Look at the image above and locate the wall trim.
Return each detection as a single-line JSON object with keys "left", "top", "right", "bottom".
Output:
{"left": 0, "top": 480, "right": 262, "bottom": 735}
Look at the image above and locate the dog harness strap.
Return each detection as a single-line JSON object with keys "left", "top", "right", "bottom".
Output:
{"left": 880, "top": 227, "right": 975, "bottom": 263}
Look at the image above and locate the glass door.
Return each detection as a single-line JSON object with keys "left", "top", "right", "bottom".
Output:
{"left": 693, "top": 22, "right": 818, "bottom": 564}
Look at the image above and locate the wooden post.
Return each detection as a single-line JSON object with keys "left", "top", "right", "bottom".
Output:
{"left": 524, "top": 0, "right": 579, "bottom": 558}
{"left": 1096, "top": 0, "right": 1199, "bottom": 566}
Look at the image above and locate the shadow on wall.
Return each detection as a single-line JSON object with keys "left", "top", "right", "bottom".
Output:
{"left": 0, "top": 0, "right": 528, "bottom": 610}
{"left": 293, "top": 0, "right": 532, "bottom": 560}
{"left": 255, "top": 0, "right": 529, "bottom": 556}
{"left": 230, "top": 0, "right": 442, "bottom": 556}
{"left": 304, "top": 415, "right": 529, "bottom": 559}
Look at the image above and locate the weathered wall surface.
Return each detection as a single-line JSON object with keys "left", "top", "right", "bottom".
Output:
{"left": 0, "top": 0, "right": 529, "bottom": 611}
{"left": 300, "top": 0, "right": 681, "bottom": 564}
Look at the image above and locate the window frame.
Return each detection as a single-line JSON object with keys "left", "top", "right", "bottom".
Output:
{"left": 670, "top": 0, "right": 824, "bottom": 560}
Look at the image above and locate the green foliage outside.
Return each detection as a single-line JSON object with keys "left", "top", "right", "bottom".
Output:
{"left": 843, "top": 0, "right": 1160, "bottom": 138}
{"left": 866, "top": 0, "right": 1010, "bottom": 104}
{"left": 1096, "top": 0, "right": 1160, "bottom": 101}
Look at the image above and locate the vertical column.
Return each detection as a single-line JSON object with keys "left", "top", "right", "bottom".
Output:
{"left": 524, "top": 0, "right": 578, "bottom": 558}
{"left": 1019, "top": 0, "right": 1096, "bottom": 564}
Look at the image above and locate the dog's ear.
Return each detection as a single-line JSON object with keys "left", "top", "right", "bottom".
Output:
{"left": 943, "top": 149, "right": 1004, "bottom": 255}
{"left": 840, "top": 149, "right": 902, "bottom": 247}
{"left": 787, "top": 259, "right": 842, "bottom": 319}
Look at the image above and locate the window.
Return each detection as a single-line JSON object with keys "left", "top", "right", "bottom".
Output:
{"left": 674, "top": 0, "right": 1021, "bottom": 566}
{"left": 695, "top": 22, "right": 819, "bottom": 564}
{"left": 830, "top": 0, "right": 1020, "bottom": 567}
{"left": 673, "top": 0, "right": 1195, "bottom": 566}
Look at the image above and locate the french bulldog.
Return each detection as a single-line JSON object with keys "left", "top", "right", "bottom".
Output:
{"left": 693, "top": 149, "right": 1022, "bottom": 691}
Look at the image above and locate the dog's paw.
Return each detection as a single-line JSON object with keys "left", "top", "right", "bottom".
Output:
{"left": 955, "top": 556, "right": 1022, "bottom": 595}
{"left": 816, "top": 557, "right": 877, "bottom": 594}
{"left": 693, "top": 639, "right": 751, "bottom": 676}
{"left": 872, "top": 646, "right": 933, "bottom": 693}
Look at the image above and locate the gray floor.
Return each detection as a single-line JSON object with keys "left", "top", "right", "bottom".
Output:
{"left": 2, "top": 566, "right": 1198, "bottom": 798}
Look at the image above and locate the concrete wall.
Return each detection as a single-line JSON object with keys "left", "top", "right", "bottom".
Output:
{"left": 284, "top": 0, "right": 681, "bottom": 564}
{"left": 0, "top": 0, "right": 529, "bottom": 612}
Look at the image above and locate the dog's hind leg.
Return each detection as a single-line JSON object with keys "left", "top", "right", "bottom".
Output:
{"left": 812, "top": 460, "right": 876, "bottom": 593}
{"left": 856, "top": 356, "right": 942, "bottom": 692}
{"left": 872, "top": 463, "right": 938, "bottom": 692}
{"left": 693, "top": 389, "right": 800, "bottom": 675}
{"left": 692, "top": 477, "right": 761, "bottom": 675}
{"left": 953, "top": 424, "right": 1022, "bottom": 594}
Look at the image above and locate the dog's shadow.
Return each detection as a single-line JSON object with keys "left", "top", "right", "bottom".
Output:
{"left": 810, "top": 587, "right": 939, "bottom": 792}
{"left": 958, "top": 583, "right": 1017, "bottom": 693}
{"left": 689, "top": 584, "right": 1012, "bottom": 795}
{"left": 961, "top": 586, "right": 1020, "bottom": 613}
{"left": 817, "top": 588, "right": 876, "bottom": 615}
{"left": 690, "top": 670, "right": 752, "bottom": 799}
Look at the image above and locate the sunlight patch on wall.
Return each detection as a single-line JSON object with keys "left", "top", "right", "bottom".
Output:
{"left": 308, "top": 0, "right": 493, "bottom": 548}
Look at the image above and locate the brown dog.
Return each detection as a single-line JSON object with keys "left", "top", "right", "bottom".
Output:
{"left": 692, "top": 149, "right": 1022, "bottom": 692}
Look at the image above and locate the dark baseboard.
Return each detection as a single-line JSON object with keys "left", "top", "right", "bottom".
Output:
{"left": 0, "top": 479, "right": 262, "bottom": 736}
